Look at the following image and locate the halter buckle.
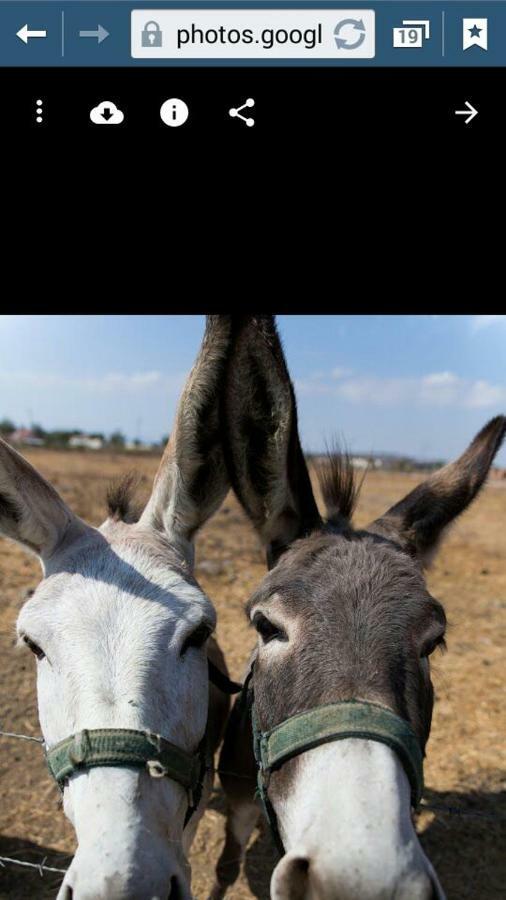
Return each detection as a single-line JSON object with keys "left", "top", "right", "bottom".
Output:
{"left": 147, "top": 759, "right": 168, "bottom": 778}
{"left": 68, "top": 730, "right": 91, "bottom": 766}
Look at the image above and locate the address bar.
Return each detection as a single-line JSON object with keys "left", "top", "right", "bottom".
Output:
{"left": 131, "top": 10, "right": 375, "bottom": 59}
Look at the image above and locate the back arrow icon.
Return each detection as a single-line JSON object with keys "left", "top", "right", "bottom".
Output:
{"left": 17, "top": 25, "right": 47, "bottom": 43}
{"left": 455, "top": 101, "right": 478, "bottom": 124}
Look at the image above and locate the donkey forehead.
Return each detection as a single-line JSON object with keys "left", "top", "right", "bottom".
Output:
{"left": 19, "top": 522, "right": 215, "bottom": 631}
{"left": 250, "top": 531, "right": 438, "bottom": 623}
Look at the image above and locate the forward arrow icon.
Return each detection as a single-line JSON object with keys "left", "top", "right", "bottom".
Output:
{"left": 79, "top": 25, "right": 110, "bottom": 44}
{"left": 454, "top": 101, "right": 479, "bottom": 125}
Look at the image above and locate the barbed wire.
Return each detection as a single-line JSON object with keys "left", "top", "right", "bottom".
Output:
{"left": 0, "top": 730, "right": 44, "bottom": 743}
{"left": 1, "top": 728, "right": 503, "bottom": 821}
{"left": 0, "top": 726, "right": 503, "bottom": 884}
{"left": 419, "top": 801, "right": 505, "bottom": 822}
{"left": 0, "top": 855, "right": 67, "bottom": 876}
{"left": 0, "top": 728, "right": 66, "bottom": 878}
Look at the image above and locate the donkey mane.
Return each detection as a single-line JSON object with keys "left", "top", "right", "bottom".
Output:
{"left": 314, "top": 448, "right": 364, "bottom": 526}
{"left": 106, "top": 472, "right": 142, "bottom": 523}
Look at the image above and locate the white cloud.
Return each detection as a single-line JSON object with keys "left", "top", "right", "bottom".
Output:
{"left": 470, "top": 315, "right": 506, "bottom": 332}
{"left": 465, "top": 379, "right": 506, "bottom": 408}
{"left": 295, "top": 368, "right": 506, "bottom": 409}
{"left": 419, "top": 371, "right": 462, "bottom": 406}
{"left": 336, "top": 376, "right": 409, "bottom": 405}
{"left": 295, "top": 378, "right": 333, "bottom": 396}
{"left": 0, "top": 370, "right": 186, "bottom": 394}
{"left": 90, "top": 371, "right": 163, "bottom": 391}
{"left": 331, "top": 366, "right": 353, "bottom": 379}
{"left": 421, "top": 371, "right": 460, "bottom": 387}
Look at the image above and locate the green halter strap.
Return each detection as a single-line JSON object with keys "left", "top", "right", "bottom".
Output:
{"left": 45, "top": 728, "right": 208, "bottom": 828}
{"left": 45, "top": 659, "right": 241, "bottom": 828}
{"left": 248, "top": 678, "right": 424, "bottom": 854}
{"left": 46, "top": 727, "right": 199, "bottom": 789}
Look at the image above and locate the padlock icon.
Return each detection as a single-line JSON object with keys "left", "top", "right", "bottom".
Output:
{"left": 142, "top": 21, "right": 162, "bottom": 48}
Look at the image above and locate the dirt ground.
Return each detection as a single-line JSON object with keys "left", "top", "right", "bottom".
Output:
{"left": 0, "top": 449, "right": 504, "bottom": 900}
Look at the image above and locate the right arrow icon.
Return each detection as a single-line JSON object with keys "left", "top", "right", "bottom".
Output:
{"left": 455, "top": 100, "right": 479, "bottom": 125}
{"left": 79, "top": 25, "right": 109, "bottom": 44}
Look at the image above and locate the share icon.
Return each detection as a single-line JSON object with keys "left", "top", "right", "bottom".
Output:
{"left": 229, "top": 98, "right": 255, "bottom": 127}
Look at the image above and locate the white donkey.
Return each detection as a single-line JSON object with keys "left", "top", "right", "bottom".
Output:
{"left": 0, "top": 317, "right": 236, "bottom": 900}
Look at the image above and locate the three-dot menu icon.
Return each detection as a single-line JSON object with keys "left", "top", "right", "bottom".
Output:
{"left": 35, "top": 98, "right": 44, "bottom": 124}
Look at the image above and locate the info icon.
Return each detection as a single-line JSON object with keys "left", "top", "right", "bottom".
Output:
{"left": 160, "top": 98, "right": 189, "bottom": 127}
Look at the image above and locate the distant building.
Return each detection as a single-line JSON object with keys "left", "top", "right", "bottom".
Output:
{"left": 309, "top": 454, "right": 382, "bottom": 470}
{"left": 125, "top": 441, "right": 157, "bottom": 451}
{"left": 350, "top": 457, "right": 384, "bottom": 470}
{"left": 9, "top": 428, "right": 44, "bottom": 447}
{"left": 69, "top": 435, "right": 104, "bottom": 450}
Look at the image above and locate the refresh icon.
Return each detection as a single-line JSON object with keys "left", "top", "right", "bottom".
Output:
{"left": 334, "top": 18, "right": 366, "bottom": 50}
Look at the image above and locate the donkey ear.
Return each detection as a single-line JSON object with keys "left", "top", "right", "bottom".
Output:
{"left": 368, "top": 416, "right": 506, "bottom": 566}
{"left": 224, "top": 315, "right": 321, "bottom": 568}
{"left": 140, "top": 316, "right": 231, "bottom": 554}
{"left": 0, "top": 438, "right": 84, "bottom": 563}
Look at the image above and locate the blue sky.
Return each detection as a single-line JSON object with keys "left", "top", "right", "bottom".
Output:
{"left": 0, "top": 314, "right": 504, "bottom": 465}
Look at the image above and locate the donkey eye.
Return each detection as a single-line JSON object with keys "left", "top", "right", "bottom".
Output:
{"left": 253, "top": 613, "right": 285, "bottom": 644}
{"left": 23, "top": 636, "right": 45, "bottom": 660}
{"left": 181, "top": 624, "right": 212, "bottom": 655}
{"left": 421, "top": 635, "right": 446, "bottom": 658}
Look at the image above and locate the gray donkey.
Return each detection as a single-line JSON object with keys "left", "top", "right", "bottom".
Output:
{"left": 211, "top": 315, "right": 505, "bottom": 900}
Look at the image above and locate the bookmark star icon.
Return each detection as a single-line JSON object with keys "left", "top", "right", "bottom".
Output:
{"left": 462, "top": 18, "right": 488, "bottom": 51}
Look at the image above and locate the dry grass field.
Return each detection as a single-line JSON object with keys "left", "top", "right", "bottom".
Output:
{"left": 0, "top": 449, "right": 504, "bottom": 900}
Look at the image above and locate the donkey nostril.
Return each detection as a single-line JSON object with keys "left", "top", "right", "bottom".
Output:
{"left": 60, "top": 885, "right": 73, "bottom": 900}
{"left": 430, "top": 880, "right": 441, "bottom": 900}
{"left": 168, "top": 875, "right": 183, "bottom": 900}
{"left": 294, "top": 858, "right": 309, "bottom": 875}
{"left": 278, "top": 856, "right": 310, "bottom": 900}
